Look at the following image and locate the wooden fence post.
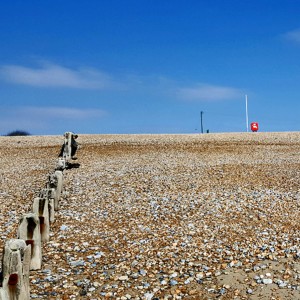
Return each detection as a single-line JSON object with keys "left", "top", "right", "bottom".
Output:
{"left": 17, "top": 214, "right": 42, "bottom": 270}
{"left": 1, "top": 239, "right": 31, "bottom": 299}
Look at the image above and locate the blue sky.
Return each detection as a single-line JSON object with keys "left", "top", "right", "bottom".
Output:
{"left": 1, "top": 0, "right": 300, "bottom": 135}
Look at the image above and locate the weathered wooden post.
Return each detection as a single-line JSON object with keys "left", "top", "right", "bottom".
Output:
{"left": 54, "top": 170, "right": 63, "bottom": 205}
{"left": 57, "top": 132, "right": 78, "bottom": 169}
{"left": 32, "top": 197, "right": 50, "bottom": 243}
{"left": 1, "top": 239, "right": 31, "bottom": 300}
{"left": 39, "top": 188, "right": 55, "bottom": 220}
{"left": 63, "top": 131, "right": 73, "bottom": 161}
{"left": 46, "top": 171, "right": 63, "bottom": 211}
{"left": 0, "top": 288, "right": 9, "bottom": 300}
{"left": 63, "top": 131, "right": 78, "bottom": 161}
{"left": 17, "top": 213, "right": 42, "bottom": 270}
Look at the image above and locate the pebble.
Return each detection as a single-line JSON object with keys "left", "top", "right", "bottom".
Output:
{"left": 139, "top": 269, "right": 147, "bottom": 276}
{"left": 70, "top": 260, "right": 85, "bottom": 267}
{"left": 169, "top": 279, "right": 178, "bottom": 286}
{"left": 278, "top": 281, "right": 288, "bottom": 288}
{"left": 118, "top": 275, "right": 129, "bottom": 281}
{"left": 144, "top": 293, "right": 154, "bottom": 300}
{"left": 263, "top": 278, "right": 273, "bottom": 284}
{"left": 60, "top": 225, "right": 68, "bottom": 231}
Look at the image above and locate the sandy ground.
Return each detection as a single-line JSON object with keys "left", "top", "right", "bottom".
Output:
{"left": 1, "top": 132, "right": 300, "bottom": 299}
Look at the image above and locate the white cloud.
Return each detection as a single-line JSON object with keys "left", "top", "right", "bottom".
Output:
{"left": 283, "top": 29, "right": 300, "bottom": 43}
{"left": 177, "top": 84, "right": 242, "bottom": 101}
{"left": 20, "top": 106, "right": 107, "bottom": 119}
{"left": 0, "top": 106, "right": 108, "bottom": 134}
{"left": 0, "top": 62, "right": 244, "bottom": 103}
{"left": 0, "top": 62, "right": 117, "bottom": 89}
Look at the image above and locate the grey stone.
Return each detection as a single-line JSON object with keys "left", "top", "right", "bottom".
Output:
{"left": 263, "top": 278, "right": 273, "bottom": 284}
{"left": 169, "top": 279, "right": 178, "bottom": 286}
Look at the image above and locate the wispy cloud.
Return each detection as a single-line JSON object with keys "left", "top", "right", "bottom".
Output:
{"left": 0, "top": 61, "right": 244, "bottom": 103}
{"left": 20, "top": 106, "right": 107, "bottom": 119}
{"left": 0, "top": 62, "right": 118, "bottom": 89}
{"left": 283, "top": 28, "right": 300, "bottom": 44}
{"left": 0, "top": 106, "right": 108, "bottom": 134}
{"left": 177, "top": 83, "right": 242, "bottom": 101}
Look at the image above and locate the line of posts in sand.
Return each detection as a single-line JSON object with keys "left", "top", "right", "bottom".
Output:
{"left": 0, "top": 132, "right": 77, "bottom": 300}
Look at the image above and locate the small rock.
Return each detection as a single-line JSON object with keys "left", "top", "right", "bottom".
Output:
{"left": 144, "top": 293, "right": 154, "bottom": 300}
{"left": 278, "top": 282, "right": 288, "bottom": 288}
{"left": 139, "top": 269, "right": 147, "bottom": 276}
{"left": 60, "top": 225, "right": 68, "bottom": 231}
{"left": 170, "top": 279, "right": 178, "bottom": 286}
{"left": 263, "top": 278, "right": 273, "bottom": 284}
{"left": 196, "top": 272, "right": 204, "bottom": 279}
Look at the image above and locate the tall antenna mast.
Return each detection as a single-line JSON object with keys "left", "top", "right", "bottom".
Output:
{"left": 245, "top": 94, "right": 249, "bottom": 132}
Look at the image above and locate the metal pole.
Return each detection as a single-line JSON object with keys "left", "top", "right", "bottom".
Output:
{"left": 200, "top": 111, "right": 204, "bottom": 134}
{"left": 245, "top": 95, "right": 249, "bottom": 132}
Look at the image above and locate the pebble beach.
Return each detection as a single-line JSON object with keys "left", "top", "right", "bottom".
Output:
{"left": 1, "top": 132, "right": 300, "bottom": 299}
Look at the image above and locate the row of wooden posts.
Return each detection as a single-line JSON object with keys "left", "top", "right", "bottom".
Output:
{"left": 0, "top": 132, "right": 76, "bottom": 300}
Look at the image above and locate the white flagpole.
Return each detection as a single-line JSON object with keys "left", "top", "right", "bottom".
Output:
{"left": 245, "top": 94, "right": 249, "bottom": 132}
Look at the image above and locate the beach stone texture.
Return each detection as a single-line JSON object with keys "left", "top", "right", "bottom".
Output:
{"left": 1, "top": 133, "right": 300, "bottom": 299}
